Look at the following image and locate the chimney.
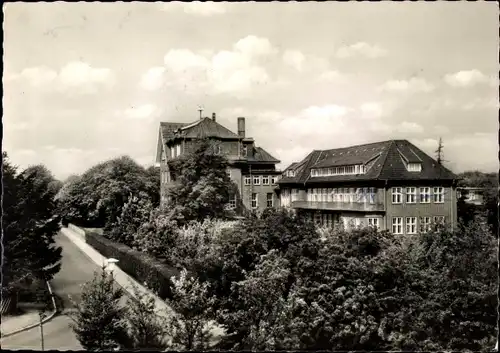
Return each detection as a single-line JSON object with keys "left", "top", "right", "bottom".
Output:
{"left": 237, "top": 117, "right": 245, "bottom": 138}
{"left": 212, "top": 112, "right": 216, "bottom": 122}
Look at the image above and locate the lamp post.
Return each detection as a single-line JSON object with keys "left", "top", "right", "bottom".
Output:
{"left": 106, "top": 258, "right": 119, "bottom": 281}
{"left": 39, "top": 310, "right": 46, "bottom": 351}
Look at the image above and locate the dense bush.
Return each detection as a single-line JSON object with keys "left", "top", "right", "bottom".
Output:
{"left": 84, "top": 229, "right": 179, "bottom": 300}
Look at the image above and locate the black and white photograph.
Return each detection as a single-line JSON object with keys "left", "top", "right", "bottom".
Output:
{"left": 2, "top": 1, "right": 498, "bottom": 351}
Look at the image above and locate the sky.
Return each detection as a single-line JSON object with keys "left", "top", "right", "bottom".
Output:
{"left": 3, "top": 2, "right": 498, "bottom": 180}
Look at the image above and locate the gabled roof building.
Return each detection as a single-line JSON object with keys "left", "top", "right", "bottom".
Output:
{"left": 278, "top": 139, "right": 458, "bottom": 233}
{"left": 156, "top": 113, "right": 281, "bottom": 213}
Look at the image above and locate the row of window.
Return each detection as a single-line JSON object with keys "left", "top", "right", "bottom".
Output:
{"left": 392, "top": 216, "right": 445, "bottom": 234}
{"left": 392, "top": 187, "right": 444, "bottom": 204}
{"left": 228, "top": 193, "right": 274, "bottom": 209}
{"left": 311, "top": 164, "right": 366, "bottom": 177}
{"left": 244, "top": 175, "right": 279, "bottom": 186}
{"left": 307, "top": 187, "right": 377, "bottom": 204}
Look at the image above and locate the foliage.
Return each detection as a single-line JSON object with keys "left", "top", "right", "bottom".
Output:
{"left": 122, "top": 283, "right": 170, "bottom": 351}
{"left": 104, "top": 192, "right": 154, "bottom": 247}
{"left": 56, "top": 156, "right": 159, "bottom": 229}
{"left": 133, "top": 209, "right": 179, "bottom": 258}
{"left": 85, "top": 229, "right": 178, "bottom": 300}
{"left": 166, "top": 139, "right": 236, "bottom": 225}
{"left": 2, "top": 153, "right": 62, "bottom": 299}
{"left": 166, "top": 269, "right": 215, "bottom": 351}
{"left": 69, "top": 267, "right": 129, "bottom": 351}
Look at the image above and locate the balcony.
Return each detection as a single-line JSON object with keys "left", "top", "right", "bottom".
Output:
{"left": 291, "top": 200, "right": 385, "bottom": 212}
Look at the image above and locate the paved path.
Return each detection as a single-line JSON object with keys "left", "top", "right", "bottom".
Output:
{"left": 1, "top": 232, "right": 119, "bottom": 350}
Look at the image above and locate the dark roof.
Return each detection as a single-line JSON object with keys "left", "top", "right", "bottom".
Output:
{"left": 160, "top": 122, "right": 187, "bottom": 142}
{"left": 248, "top": 146, "right": 280, "bottom": 163}
{"left": 279, "top": 139, "right": 457, "bottom": 185}
{"left": 167, "top": 117, "right": 239, "bottom": 142}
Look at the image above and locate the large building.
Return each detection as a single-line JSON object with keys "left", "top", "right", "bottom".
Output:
{"left": 277, "top": 139, "right": 458, "bottom": 233}
{"left": 155, "top": 113, "right": 281, "bottom": 213}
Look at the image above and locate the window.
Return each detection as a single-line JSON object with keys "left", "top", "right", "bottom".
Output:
{"left": 242, "top": 145, "right": 248, "bottom": 157}
{"left": 392, "top": 217, "right": 403, "bottom": 234}
{"left": 407, "top": 163, "right": 422, "bottom": 172}
{"left": 266, "top": 193, "right": 273, "bottom": 208}
{"left": 229, "top": 195, "right": 237, "bottom": 209}
{"left": 291, "top": 189, "right": 299, "bottom": 201}
{"left": 406, "top": 187, "right": 417, "bottom": 203}
{"left": 349, "top": 188, "right": 355, "bottom": 203}
{"left": 368, "top": 217, "right": 380, "bottom": 229}
{"left": 433, "top": 216, "right": 445, "bottom": 225}
{"left": 287, "top": 170, "right": 296, "bottom": 177}
{"left": 251, "top": 193, "right": 258, "bottom": 208}
{"left": 271, "top": 175, "right": 278, "bottom": 184}
{"left": 262, "top": 176, "right": 270, "bottom": 185}
{"left": 420, "top": 187, "right": 430, "bottom": 203}
{"left": 253, "top": 175, "right": 261, "bottom": 185}
{"left": 392, "top": 187, "right": 403, "bottom": 204}
{"left": 176, "top": 144, "right": 181, "bottom": 157}
{"left": 244, "top": 176, "right": 251, "bottom": 185}
{"left": 406, "top": 217, "right": 417, "bottom": 234}
{"left": 369, "top": 187, "right": 376, "bottom": 204}
{"left": 420, "top": 216, "right": 431, "bottom": 232}
{"left": 433, "top": 187, "right": 444, "bottom": 203}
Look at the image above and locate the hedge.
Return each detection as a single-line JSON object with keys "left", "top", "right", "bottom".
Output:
{"left": 84, "top": 229, "right": 180, "bottom": 300}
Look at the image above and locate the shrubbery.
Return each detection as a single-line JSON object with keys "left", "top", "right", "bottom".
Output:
{"left": 84, "top": 229, "right": 179, "bottom": 300}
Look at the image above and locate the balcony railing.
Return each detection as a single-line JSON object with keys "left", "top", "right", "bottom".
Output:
{"left": 291, "top": 200, "right": 385, "bottom": 212}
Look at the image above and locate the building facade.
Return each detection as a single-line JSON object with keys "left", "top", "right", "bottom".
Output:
{"left": 277, "top": 140, "right": 458, "bottom": 234}
{"left": 155, "top": 113, "right": 281, "bottom": 213}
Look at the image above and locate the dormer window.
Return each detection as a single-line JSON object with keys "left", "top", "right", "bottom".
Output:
{"left": 285, "top": 170, "right": 296, "bottom": 177}
{"left": 407, "top": 162, "right": 422, "bottom": 172}
{"left": 310, "top": 164, "right": 365, "bottom": 177}
{"left": 242, "top": 145, "right": 248, "bottom": 157}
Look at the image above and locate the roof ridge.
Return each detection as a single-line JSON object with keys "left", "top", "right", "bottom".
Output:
{"left": 376, "top": 140, "right": 396, "bottom": 180}
{"left": 317, "top": 139, "right": 393, "bottom": 153}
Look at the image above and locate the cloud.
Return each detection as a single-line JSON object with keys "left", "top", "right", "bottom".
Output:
{"left": 139, "top": 66, "right": 166, "bottom": 91}
{"left": 336, "top": 42, "right": 387, "bottom": 59}
{"left": 444, "top": 69, "right": 494, "bottom": 87}
{"left": 119, "top": 104, "right": 162, "bottom": 121}
{"left": 360, "top": 102, "right": 385, "bottom": 119}
{"left": 160, "top": 2, "right": 227, "bottom": 16}
{"left": 379, "top": 77, "right": 435, "bottom": 93}
{"left": 234, "top": 36, "right": 276, "bottom": 57}
{"left": 317, "top": 70, "right": 341, "bottom": 82}
{"left": 6, "top": 61, "right": 114, "bottom": 93}
{"left": 397, "top": 121, "right": 424, "bottom": 134}
{"left": 141, "top": 35, "right": 276, "bottom": 97}
{"left": 283, "top": 50, "right": 306, "bottom": 71}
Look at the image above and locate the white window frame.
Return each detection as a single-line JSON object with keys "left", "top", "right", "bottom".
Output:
{"left": 176, "top": 144, "right": 181, "bottom": 157}
{"left": 262, "top": 175, "right": 270, "bottom": 185}
{"left": 271, "top": 175, "right": 278, "bottom": 185}
{"left": 433, "top": 215, "right": 445, "bottom": 225}
{"left": 251, "top": 193, "right": 258, "bottom": 209}
{"left": 229, "top": 194, "right": 237, "bottom": 209}
{"left": 405, "top": 217, "right": 417, "bottom": 234}
{"left": 291, "top": 188, "right": 299, "bottom": 202}
{"left": 266, "top": 193, "right": 274, "bottom": 208}
{"left": 433, "top": 187, "right": 444, "bottom": 203}
{"left": 420, "top": 216, "right": 431, "bottom": 233}
{"left": 392, "top": 187, "right": 403, "bottom": 204}
{"left": 407, "top": 163, "right": 422, "bottom": 172}
{"left": 368, "top": 217, "right": 380, "bottom": 229}
{"left": 419, "top": 187, "right": 431, "bottom": 203}
{"left": 253, "top": 175, "right": 261, "bottom": 185}
{"left": 392, "top": 217, "right": 403, "bottom": 234}
{"left": 406, "top": 187, "right": 417, "bottom": 204}
{"left": 244, "top": 176, "right": 251, "bottom": 185}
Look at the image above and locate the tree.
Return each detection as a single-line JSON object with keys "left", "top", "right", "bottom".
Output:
{"left": 166, "top": 139, "right": 236, "bottom": 224}
{"left": 435, "top": 137, "right": 445, "bottom": 165}
{"left": 2, "top": 153, "right": 62, "bottom": 309}
{"left": 56, "top": 156, "right": 160, "bottom": 229}
{"left": 166, "top": 269, "right": 214, "bottom": 351}
{"left": 122, "top": 283, "right": 170, "bottom": 351}
{"left": 70, "top": 267, "right": 129, "bottom": 351}
{"left": 105, "top": 192, "right": 154, "bottom": 247}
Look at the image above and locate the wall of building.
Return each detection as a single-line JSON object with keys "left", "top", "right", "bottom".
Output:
{"left": 384, "top": 186, "right": 457, "bottom": 232}
{"left": 241, "top": 177, "right": 279, "bottom": 212}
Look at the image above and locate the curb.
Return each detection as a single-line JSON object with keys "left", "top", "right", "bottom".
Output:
{"left": 1, "top": 281, "right": 59, "bottom": 339}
